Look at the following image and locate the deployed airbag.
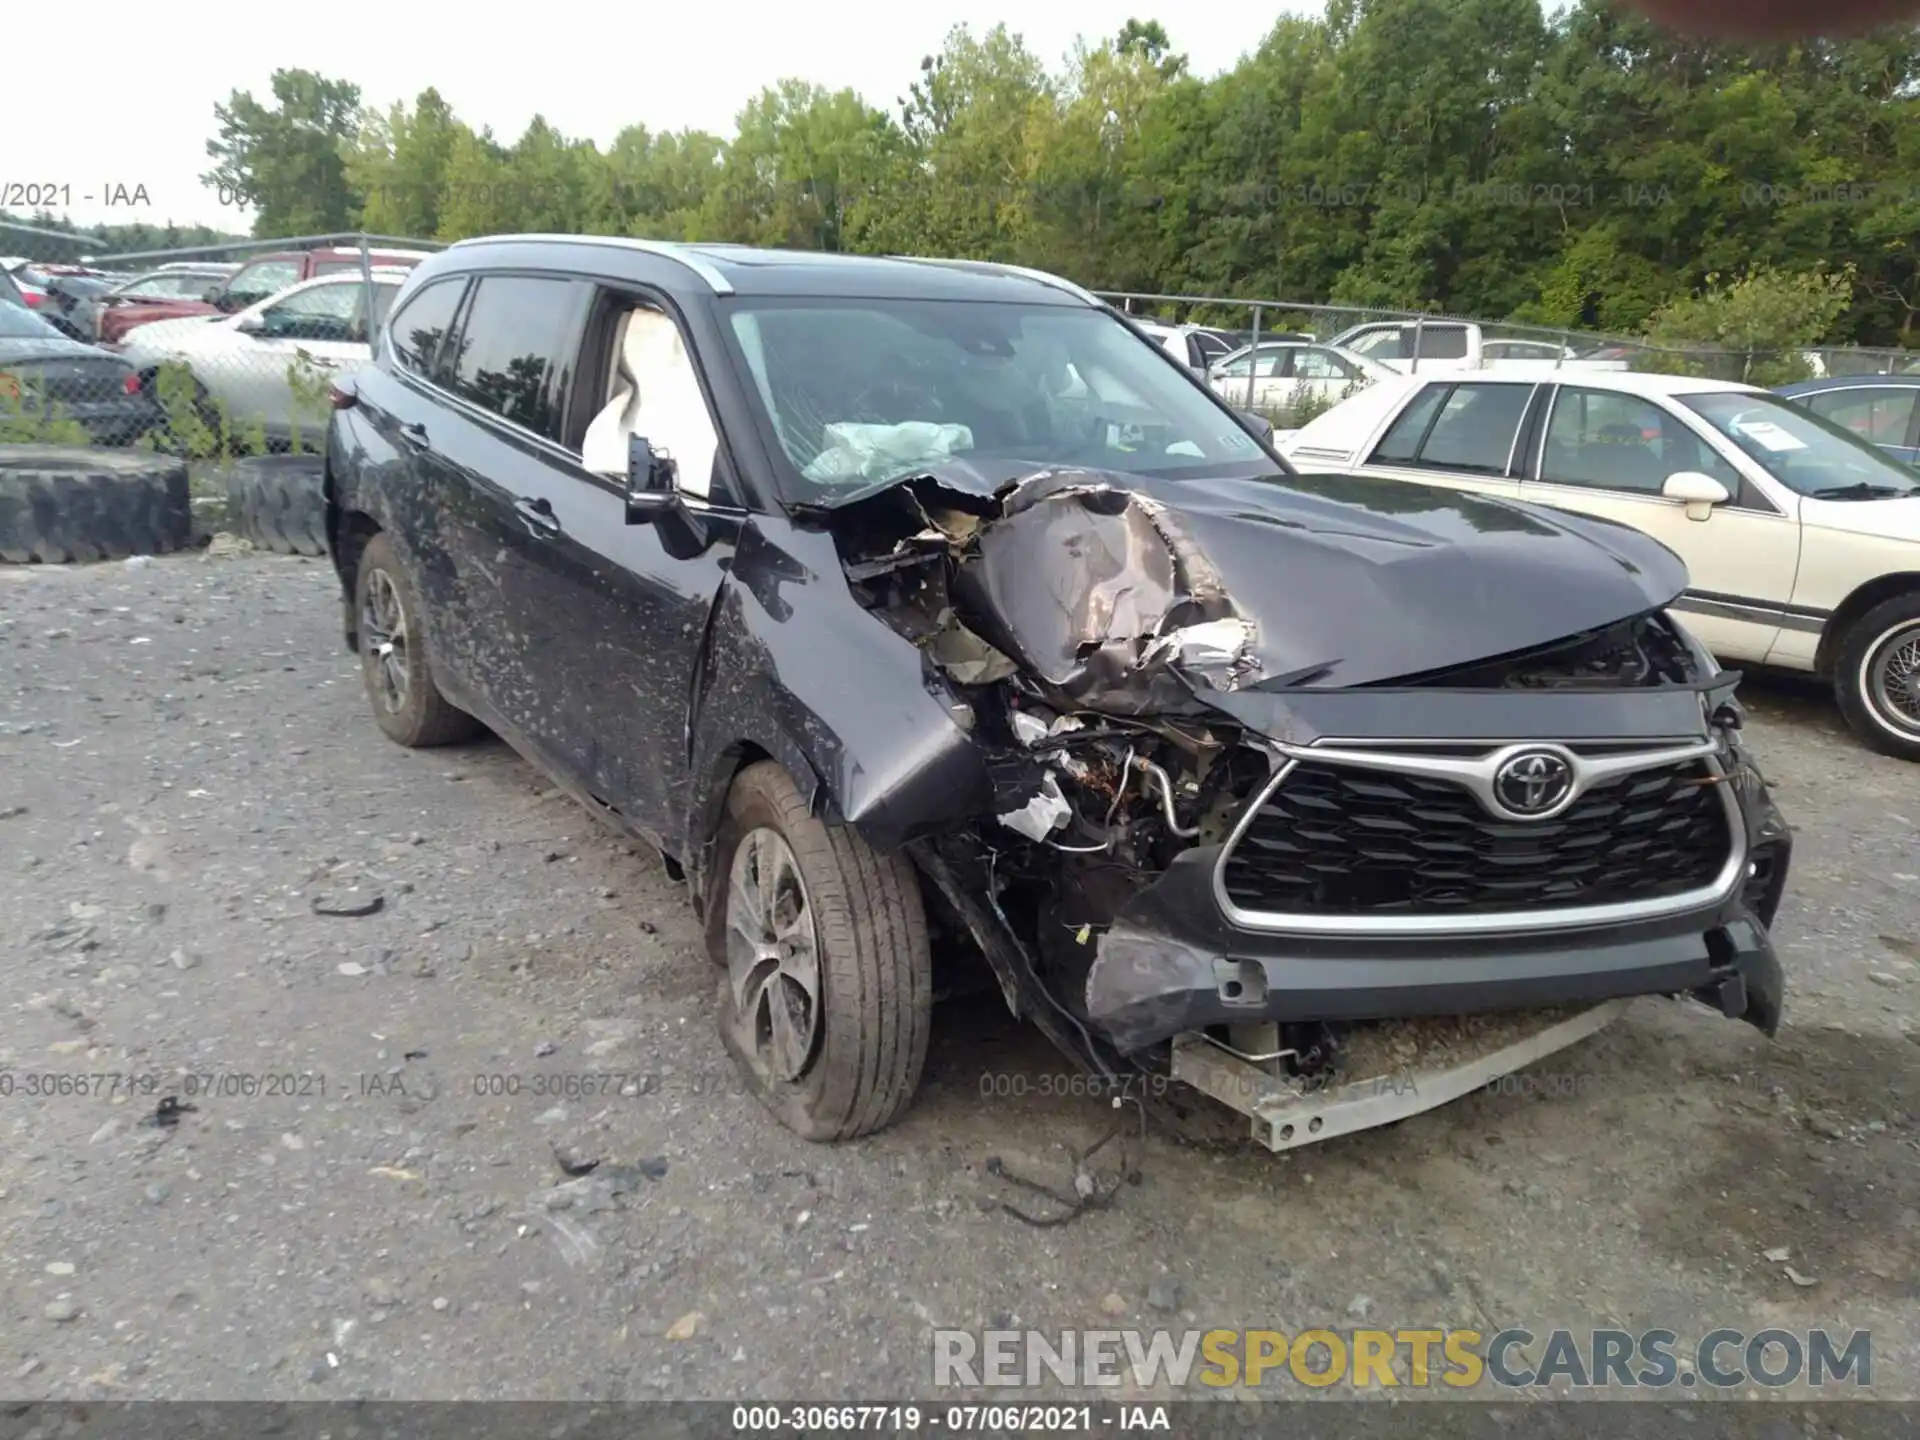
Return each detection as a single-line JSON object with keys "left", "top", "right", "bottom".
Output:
{"left": 803, "top": 422, "right": 976, "bottom": 485}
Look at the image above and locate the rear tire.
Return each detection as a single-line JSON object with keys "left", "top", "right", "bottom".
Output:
{"left": 705, "top": 761, "right": 932, "bottom": 1140}
{"left": 351, "top": 531, "right": 483, "bottom": 748}
{"left": 1833, "top": 593, "right": 1920, "bottom": 761}
{"left": 226, "top": 455, "right": 327, "bottom": 555}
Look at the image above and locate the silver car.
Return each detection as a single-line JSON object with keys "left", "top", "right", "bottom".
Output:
{"left": 119, "top": 270, "right": 407, "bottom": 447}
{"left": 1208, "top": 340, "right": 1395, "bottom": 415}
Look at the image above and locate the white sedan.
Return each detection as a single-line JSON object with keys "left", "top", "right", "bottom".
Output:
{"left": 119, "top": 270, "right": 408, "bottom": 448}
{"left": 1278, "top": 369, "right": 1920, "bottom": 759}
{"left": 1207, "top": 340, "right": 1395, "bottom": 416}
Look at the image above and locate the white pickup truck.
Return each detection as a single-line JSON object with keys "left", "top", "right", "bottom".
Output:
{"left": 1326, "top": 319, "right": 1631, "bottom": 376}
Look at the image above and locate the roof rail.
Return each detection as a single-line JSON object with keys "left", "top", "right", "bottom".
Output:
{"left": 892, "top": 255, "right": 1099, "bottom": 305}
{"left": 447, "top": 234, "right": 735, "bottom": 295}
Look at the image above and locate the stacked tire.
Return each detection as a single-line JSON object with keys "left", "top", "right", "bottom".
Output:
{"left": 0, "top": 447, "right": 193, "bottom": 563}
{"left": 225, "top": 455, "right": 328, "bottom": 556}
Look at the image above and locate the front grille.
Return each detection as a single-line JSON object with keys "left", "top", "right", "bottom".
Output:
{"left": 1221, "top": 757, "right": 1732, "bottom": 918}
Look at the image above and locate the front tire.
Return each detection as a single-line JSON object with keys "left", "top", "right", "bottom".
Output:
{"left": 1834, "top": 593, "right": 1920, "bottom": 761}
{"left": 705, "top": 761, "right": 932, "bottom": 1140}
{"left": 352, "top": 531, "right": 483, "bottom": 748}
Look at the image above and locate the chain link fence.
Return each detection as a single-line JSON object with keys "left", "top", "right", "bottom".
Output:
{"left": 7, "top": 236, "right": 1917, "bottom": 461}
{"left": 1, "top": 229, "right": 441, "bottom": 466}
{"left": 1101, "top": 289, "right": 1920, "bottom": 425}
{"left": 1098, "top": 289, "right": 1920, "bottom": 374}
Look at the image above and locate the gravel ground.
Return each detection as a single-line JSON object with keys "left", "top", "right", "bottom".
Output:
{"left": 1, "top": 549, "right": 1915, "bottom": 1402}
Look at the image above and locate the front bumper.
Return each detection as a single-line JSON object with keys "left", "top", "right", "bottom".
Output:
{"left": 1083, "top": 776, "right": 1792, "bottom": 1054}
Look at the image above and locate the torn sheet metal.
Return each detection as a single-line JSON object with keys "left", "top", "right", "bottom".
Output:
{"left": 947, "top": 473, "right": 1261, "bottom": 714}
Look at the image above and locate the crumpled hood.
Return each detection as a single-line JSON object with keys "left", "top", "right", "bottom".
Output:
{"left": 817, "top": 460, "right": 1690, "bottom": 701}
{"left": 1122, "top": 468, "right": 1688, "bottom": 687}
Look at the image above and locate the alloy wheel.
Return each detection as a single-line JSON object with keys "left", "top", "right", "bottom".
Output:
{"left": 360, "top": 569, "right": 410, "bottom": 715}
{"left": 724, "top": 827, "right": 822, "bottom": 1083}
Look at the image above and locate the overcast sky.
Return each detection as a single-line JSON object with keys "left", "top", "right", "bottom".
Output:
{"left": 9, "top": 1, "right": 1320, "bottom": 239}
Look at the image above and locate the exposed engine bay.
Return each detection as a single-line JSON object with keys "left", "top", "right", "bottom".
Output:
{"left": 805, "top": 463, "right": 1781, "bottom": 1145}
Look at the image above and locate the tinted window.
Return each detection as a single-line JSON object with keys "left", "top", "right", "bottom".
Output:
{"left": 1410, "top": 325, "right": 1470, "bottom": 361}
{"left": 449, "top": 276, "right": 576, "bottom": 438}
{"left": 1370, "top": 384, "right": 1450, "bottom": 463}
{"left": 1805, "top": 388, "right": 1917, "bottom": 447}
{"left": 1539, "top": 388, "right": 1740, "bottom": 494}
{"left": 1416, "top": 383, "right": 1533, "bottom": 472}
{"left": 388, "top": 279, "right": 466, "bottom": 378}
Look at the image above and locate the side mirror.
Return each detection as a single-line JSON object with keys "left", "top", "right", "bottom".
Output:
{"left": 1241, "top": 411, "right": 1275, "bottom": 443}
{"left": 624, "top": 434, "right": 678, "bottom": 525}
{"left": 234, "top": 312, "right": 265, "bottom": 336}
{"left": 1663, "top": 471, "right": 1730, "bottom": 521}
{"left": 202, "top": 285, "right": 225, "bottom": 305}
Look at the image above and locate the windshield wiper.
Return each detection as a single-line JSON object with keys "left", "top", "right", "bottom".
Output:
{"left": 1809, "top": 482, "right": 1915, "bottom": 500}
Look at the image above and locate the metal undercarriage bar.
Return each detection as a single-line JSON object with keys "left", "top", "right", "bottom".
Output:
{"left": 1169, "top": 999, "right": 1632, "bottom": 1152}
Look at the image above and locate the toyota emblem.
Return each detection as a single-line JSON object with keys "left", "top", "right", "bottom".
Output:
{"left": 1492, "top": 750, "right": 1575, "bottom": 817}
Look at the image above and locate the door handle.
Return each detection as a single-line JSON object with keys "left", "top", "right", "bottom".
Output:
{"left": 514, "top": 495, "right": 561, "bottom": 536}
{"left": 397, "top": 420, "right": 429, "bottom": 448}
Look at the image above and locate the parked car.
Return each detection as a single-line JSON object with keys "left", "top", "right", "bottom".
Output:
{"left": 0, "top": 301, "right": 163, "bottom": 444}
{"left": 92, "top": 264, "right": 241, "bottom": 346}
{"left": 1207, "top": 340, "right": 1395, "bottom": 415}
{"left": 9, "top": 271, "right": 47, "bottom": 312}
{"left": 101, "top": 248, "right": 428, "bottom": 346}
{"left": 1130, "top": 319, "right": 1244, "bottom": 371}
{"left": 324, "top": 236, "right": 1790, "bottom": 1147}
{"left": 120, "top": 270, "right": 408, "bottom": 449}
{"left": 1776, "top": 375, "right": 1920, "bottom": 467}
{"left": 36, "top": 272, "right": 117, "bottom": 342}
{"left": 0, "top": 266, "right": 27, "bottom": 311}
{"left": 1325, "top": 318, "right": 1630, "bottom": 375}
{"left": 1279, "top": 370, "right": 1920, "bottom": 758}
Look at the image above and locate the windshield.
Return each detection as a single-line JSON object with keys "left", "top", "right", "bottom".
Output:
{"left": 1679, "top": 392, "right": 1920, "bottom": 499}
{"left": 724, "top": 299, "right": 1273, "bottom": 496}
{"left": 0, "top": 304, "right": 62, "bottom": 340}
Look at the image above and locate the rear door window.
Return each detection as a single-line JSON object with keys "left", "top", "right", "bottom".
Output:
{"left": 1368, "top": 383, "right": 1533, "bottom": 473}
{"left": 1415, "top": 383, "right": 1532, "bottom": 472}
{"left": 447, "top": 275, "right": 580, "bottom": 440}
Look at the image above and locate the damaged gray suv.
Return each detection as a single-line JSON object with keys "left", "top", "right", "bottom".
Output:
{"left": 324, "top": 236, "right": 1793, "bottom": 1147}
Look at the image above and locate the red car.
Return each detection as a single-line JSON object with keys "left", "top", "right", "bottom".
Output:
{"left": 98, "top": 246, "right": 430, "bottom": 347}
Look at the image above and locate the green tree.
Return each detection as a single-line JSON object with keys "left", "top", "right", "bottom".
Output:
{"left": 350, "top": 88, "right": 465, "bottom": 238}
{"left": 878, "top": 25, "right": 1056, "bottom": 258}
{"left": 700, "top": 83, "right": 899, "bottom": 250}
{"left": 202, "top": 70, "right": 364, "bottom": 237}
{"left": 1644, "top": 266, "right": 1855, "bottom": 382}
